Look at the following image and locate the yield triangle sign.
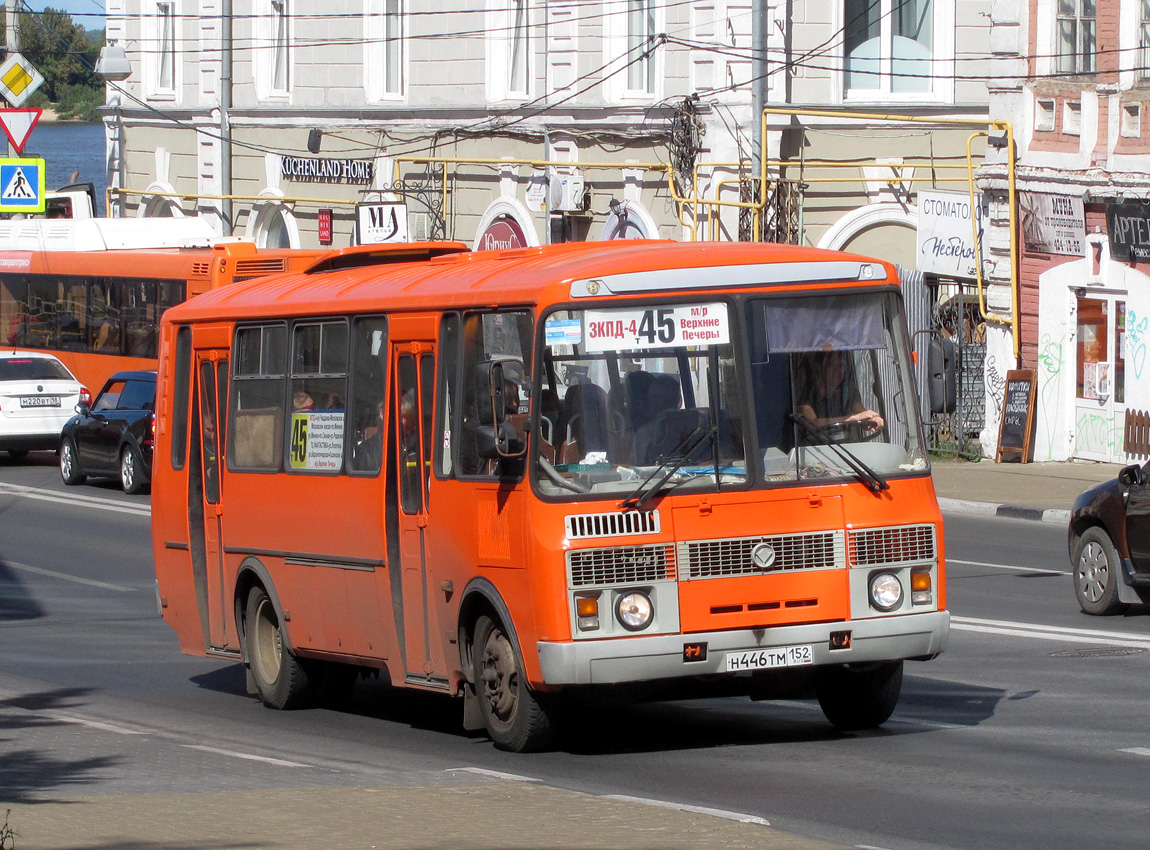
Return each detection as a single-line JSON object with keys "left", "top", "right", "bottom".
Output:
{"left": 0, "top": 108, "right": 41, "bottom": 153}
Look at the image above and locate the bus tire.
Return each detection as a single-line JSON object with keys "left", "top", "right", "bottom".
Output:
{"left": 473, "top": 613, "right": 556, "bottom": 752}
{"left": 120, "top": 444, "right": 148, "bottom": 495}
{"left": 244, "top": 585, "right": 315, "bottom": 710}
{"left": 816, "top": 660, "right": 903, "bottom": 732}
{"left": 59, "top": 438, "right": 86, "bottom": 485}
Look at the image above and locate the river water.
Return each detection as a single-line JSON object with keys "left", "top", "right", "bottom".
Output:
{"left": 19, "top": 121, "right": 108, "bottom": 215}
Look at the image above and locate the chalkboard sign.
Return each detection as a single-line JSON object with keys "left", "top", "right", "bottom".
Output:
{"left": 996, "top": 369, "right": 1037, "bottom": 462}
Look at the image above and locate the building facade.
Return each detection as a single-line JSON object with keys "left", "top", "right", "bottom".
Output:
{"left": 102, "top": 1, "right": 990, "bottom": 251}
{"left": 979, "top": 0, "right": 1150, "bottom": 463}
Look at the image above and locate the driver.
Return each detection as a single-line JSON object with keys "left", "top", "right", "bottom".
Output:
{"left": 796, "top": 350, "right": 884, "bottom": 433}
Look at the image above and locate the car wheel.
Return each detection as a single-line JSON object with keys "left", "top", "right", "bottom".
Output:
{"left": 120, "top": 444, "right": 148, "bottom": 495}
{"left": 59, "top": 438, "right": 86, "bottom": 485}
{"left": 7, "top": 449, "right": 28, "bottom": 462}
{"left": 1073, "top": 526, "right": 1128, "bottom": 616}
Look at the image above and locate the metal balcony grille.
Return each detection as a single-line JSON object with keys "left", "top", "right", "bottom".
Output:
{"left": 848, "top": 524, "right": 936, "bottom": 566}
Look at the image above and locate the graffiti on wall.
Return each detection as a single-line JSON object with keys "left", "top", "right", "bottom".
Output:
{"left": 1037, "top": 333, "right": 1064, "bottom": 458}
{"left": 1075, "top": 410, "right": 1123, "bottom": 457}
{"left": 1127, "top": 307, "right": 1148, "bottom": 380}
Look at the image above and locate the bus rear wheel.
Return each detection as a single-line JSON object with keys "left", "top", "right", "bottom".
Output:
{"left": 816, "top": 660, "right": 903, "bottom": 732}
{"left": 244, "top": 586, "right": 314, "bottom": 710}
{"left": 472, "top": 613, "right": 556, "bottom": 752}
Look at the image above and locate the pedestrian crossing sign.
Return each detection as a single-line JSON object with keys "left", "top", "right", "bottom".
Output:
{"left": 0, "top": 157, "right": 45, "bottom": 213}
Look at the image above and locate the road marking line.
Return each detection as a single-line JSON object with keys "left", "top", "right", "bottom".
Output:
{"left": 603, "top": 794, "right": 770, "bottom": 826}
{"left": 6, "top": 560, "right": 138, "bottom": 592}
{"left": 948, "top": 558, "right": 1067, "bottom": 575}
{"left": 953, "top": 615, "right": 1150, "bottom": 642}
{"left": 0, "top": 482, "right": 150, "bottom": 516}
{"left": 448, "top": 767, "right": 540, "bottom": 783}
{"left": 182, "top": 744, "right": 309, "bottom": 768}
{"left": 951, "top": 617, "right": 1150, "bottom": 649}
{"left": 1119, "top": 748, "right": 1150, "bottom": 757}
{"left": 53, "top": 714, "right": 145, "bottom": 735}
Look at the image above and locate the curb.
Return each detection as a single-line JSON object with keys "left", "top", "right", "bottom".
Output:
{"left": 938, "top": 497, "right": 1071, "bottom": 525}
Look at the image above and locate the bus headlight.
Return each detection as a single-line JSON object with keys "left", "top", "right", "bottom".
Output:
{"left": 869, "top": 572, "right": 903, "bottom": 612}
{"left": 615, "top": 591, "right": 654, "bottom": 631}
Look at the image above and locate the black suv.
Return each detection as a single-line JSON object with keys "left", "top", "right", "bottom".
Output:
{"left": 60, "top": 370, "right": 156, "bottom": 494}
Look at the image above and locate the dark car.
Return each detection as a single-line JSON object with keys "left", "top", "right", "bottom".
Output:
{"left": 59, "top": 370, "right": 156, "bottom": 494}
{"left": 1068, "top": 463, "right": 1150, "bottom": 615}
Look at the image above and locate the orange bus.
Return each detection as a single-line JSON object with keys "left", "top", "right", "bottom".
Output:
{"left": 0, "top": 218, "right": 325, "bottom": 396}
{"left": 151, "top": 239, "right": 949, "bottom": 751}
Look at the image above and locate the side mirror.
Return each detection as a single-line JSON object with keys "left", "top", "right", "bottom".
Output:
{"left": 474, "top": 419, "right": 525, "bottom": 459}
{"left": 928, "top": 336, "right": 958, "bottom": 415}
{"left": 474, "top": 360, "right": 506, "bottom": 426}
{"left": 75, "top": 401, "right": 91, "bottom": 417}
{"left": 1119, "top": 464, "right": 1146, "bottom": 487}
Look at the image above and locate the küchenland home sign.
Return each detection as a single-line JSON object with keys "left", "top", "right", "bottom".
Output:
{"left": 280, "top": 156, "right": 374, "bottom": 184}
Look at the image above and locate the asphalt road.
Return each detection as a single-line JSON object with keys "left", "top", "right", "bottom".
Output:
{"left": 1, "top": 451, "right": 1149, "bottom": 850}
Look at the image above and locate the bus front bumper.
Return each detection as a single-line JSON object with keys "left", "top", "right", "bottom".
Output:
{"left": 536, "top": 610, "right": 949, "bottom": 686}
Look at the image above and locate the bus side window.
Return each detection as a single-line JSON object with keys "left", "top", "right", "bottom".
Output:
{"left": 457, "top": 310, "right": 532, "bottom": 478}
{"left": 229, "top": 324, "right": 287, "bottom": 471}
{"left": 348, "top": 316, "right": 388, "bottom": 475}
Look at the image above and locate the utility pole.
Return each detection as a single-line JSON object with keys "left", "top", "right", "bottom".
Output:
{"left": 221, "top": 0, "right": 233, "bottom": 234}
{"left": 4, "top": 0, "right": 18, "bottom": 159}
{"left": 751, "top": 0, "right": 765, "bottom": 240}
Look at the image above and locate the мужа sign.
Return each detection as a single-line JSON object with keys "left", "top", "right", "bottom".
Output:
{"left": 280, "top": 156, "right": 374, "bottom": 184}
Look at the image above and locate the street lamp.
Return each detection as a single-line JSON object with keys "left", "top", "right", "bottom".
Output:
{"left": 94, "top": 42, "right": 132, "bottom": 82}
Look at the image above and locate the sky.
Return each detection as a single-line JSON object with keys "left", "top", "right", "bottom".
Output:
{"left": 27, "top": 1, "right": 105, "bottom": 27}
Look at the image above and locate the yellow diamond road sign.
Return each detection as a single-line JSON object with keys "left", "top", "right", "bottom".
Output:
{"left": 0, "top": 53, "right": 44, "bottom": 108}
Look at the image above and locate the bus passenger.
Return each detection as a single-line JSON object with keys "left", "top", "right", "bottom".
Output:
{"left": 795, "top": 350, "right": 883, "bottom": 432}
{"left": 293, "top": 390, "right": 314, "bottom": 411}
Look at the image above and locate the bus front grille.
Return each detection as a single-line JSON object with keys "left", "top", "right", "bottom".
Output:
{"left": 568, "top": 543, "right": 676, "bottom": 587}
{"left": 848, "top": 524, "right": 936, "bottom": 566}
{"left": 565, "top": 510, "right": 661, "bottom": 539}
{"left": 677, "top": 530, "right": 846, "bottom": 580}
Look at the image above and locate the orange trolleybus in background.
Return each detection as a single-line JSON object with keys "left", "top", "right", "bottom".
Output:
{"left": 0, "top": 218, "right": 326, "bottom": 396}
{"left": 151, "top": 239, "right": 949, "bottom": 752}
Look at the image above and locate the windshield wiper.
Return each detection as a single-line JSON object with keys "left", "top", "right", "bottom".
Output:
{"left": 789, "top": 415, "right": 889, "bottom": 494}
{"left": 621, "top": 426, "right": 716, "bottom": 510}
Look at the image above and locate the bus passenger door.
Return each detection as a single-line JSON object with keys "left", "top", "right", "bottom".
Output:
{"left": 192, "top": 349, "right": 231, "bottom": 651}
{"left": 390, "top": 343, "right": 443, "bottom": 685}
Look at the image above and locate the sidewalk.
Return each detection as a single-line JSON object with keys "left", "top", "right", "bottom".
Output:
{"left": 3, "top": 780, "right": 849, "bottom": 850}
{"left": 931, "top": 457, "right": 1124, "bottom": 523}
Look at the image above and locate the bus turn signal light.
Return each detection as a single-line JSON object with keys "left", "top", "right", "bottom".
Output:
{"left": 911, "top": 571, "right": 932, "bottom": 605}
{"left": 576, "top": 596, "right": 599, "bottom": 631}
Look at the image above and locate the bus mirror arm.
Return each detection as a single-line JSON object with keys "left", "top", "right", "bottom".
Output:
{"left": 474, "top": 419, "right": 525, "bottom": 460}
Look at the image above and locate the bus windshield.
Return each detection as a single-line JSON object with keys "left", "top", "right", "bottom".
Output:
{"left": 535, "top": 290, "right": 925, "bottom": 499}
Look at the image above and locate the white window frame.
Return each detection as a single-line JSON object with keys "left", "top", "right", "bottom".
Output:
{"left": 141, "top": 0, "right": 179, "bottom": 101}
{"left": 602, "top": 0, "right": 663, "bottom": 103}
{"left": 254, "top": 0, "right": 293, "bottom": 100}
{"left": 365, "top": 0, "right": 405, "bottom": 101}
{"left": 487, "top": 0, "right": 534, "bottom": 102}
{"left": 838, "top": 0, "right": 955, "bottom": 104}
{"left": 1054, "top": 0, "right": 1096, "bottom": 76}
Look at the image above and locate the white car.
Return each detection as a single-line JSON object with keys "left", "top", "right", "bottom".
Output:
{"left": 0, "top": 351, "right": 90, "bottom": 460}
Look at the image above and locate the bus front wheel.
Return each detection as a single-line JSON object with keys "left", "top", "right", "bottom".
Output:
{"left": 244, "top": 586, "right": 314, "bottom": 710}
{"left": 472, "top": 613, "right": 556, "bottom": 752}
{"left": 815, "top": 660, "right": 903, "bottom": 732}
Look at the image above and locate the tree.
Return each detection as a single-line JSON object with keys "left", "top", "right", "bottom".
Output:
{"left": 0, "top": 7, "right": 99, "bottom": 103}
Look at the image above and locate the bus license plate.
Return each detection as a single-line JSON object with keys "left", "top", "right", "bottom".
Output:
{"left": 725, "top": 644, "right": 813, "bottom": 672}
{"left": 21, "top": 396, "right": 60, "bottom": 408}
